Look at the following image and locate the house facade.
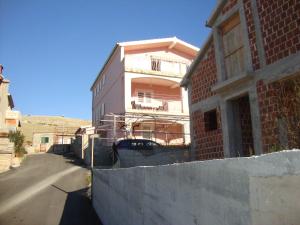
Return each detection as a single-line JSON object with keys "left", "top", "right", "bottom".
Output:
{"left": 0, "top": 65, "right": 21, "bottom": 172}
{"left": 181, "top": 0, "right": 300, "bottom": 160}
{"left": 91, "top": 37, "right": 198, "bottom": 145}
{"left": 0, "top": 65, "right": 21, "bottom": 134}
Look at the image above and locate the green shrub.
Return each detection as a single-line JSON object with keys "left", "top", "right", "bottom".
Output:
{"left": 8, "top": 130, "right": 27, "bottom": 157}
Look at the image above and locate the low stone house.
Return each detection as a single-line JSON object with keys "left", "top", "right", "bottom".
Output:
{"left": 181, "top": 0, "right": 300, "bottom": 160}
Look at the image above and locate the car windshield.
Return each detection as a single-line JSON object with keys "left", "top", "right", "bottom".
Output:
{"left": 116, "top": 139, "right": 160, "bottom": 150}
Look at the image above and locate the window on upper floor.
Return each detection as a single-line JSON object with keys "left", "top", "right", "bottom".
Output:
{"left": 101, "top": 103, "right": 105, "bottom": 117}
{"left": 151, "top": 58, "right": 161, "bottom": 71}
{"left": 102, "top": 74, "right": 106, "bottom": 86}
{"left": 137, "top": 91, "right": 152, "bottom": 103}
{"left": 221, "top": 14, "right": 245, "bottom": 79}
{"left": 138, "top": 92, "right": 144, "bottom": 103}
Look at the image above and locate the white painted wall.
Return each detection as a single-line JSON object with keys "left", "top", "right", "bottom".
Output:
{"left": 92, "top": 47, "right": 125, "bottom": 125}
{"left": 93, "top": 150, "right": 300, "bottom": 225}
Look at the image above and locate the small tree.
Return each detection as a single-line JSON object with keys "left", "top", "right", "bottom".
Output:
{"left": 8, "top": 130, "right": 27, "bottom": 157}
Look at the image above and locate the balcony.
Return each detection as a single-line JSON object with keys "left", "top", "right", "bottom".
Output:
{"left": 126, "top": 77, "right": 188, "bottom": 115}
{"left": 130, "top": 95, "right": 182, "bottom": 113}
{"left": 124, "top": 55, "right": 189, "bottom": 77}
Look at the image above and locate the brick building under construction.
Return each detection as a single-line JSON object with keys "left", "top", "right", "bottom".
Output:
{"left": 181, "top": 0, "right": 300, "bottom": 160}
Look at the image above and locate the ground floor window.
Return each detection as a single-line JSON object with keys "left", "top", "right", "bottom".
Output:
{"left": 41, "top": 137, "right": 49, "bottom": 144}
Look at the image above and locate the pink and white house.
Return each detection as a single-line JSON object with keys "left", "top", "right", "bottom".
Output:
{"left": 91, "top": 37, "right": 198, "bottom": 145}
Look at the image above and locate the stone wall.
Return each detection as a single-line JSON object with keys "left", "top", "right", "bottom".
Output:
{"left": 0, "top": 137, "right": 14, "bottom": 173}
{"left": 92, "top": 150, "right": 300, "bottom": 225}
{"left": 0, "top": 153, "right": 12, "bottom": 173}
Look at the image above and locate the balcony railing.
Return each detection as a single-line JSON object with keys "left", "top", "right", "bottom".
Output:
{"left": 131, "top": 96, "right": 182, "bottom": 113}
{"left": 125, "top": 55, "right": 189, "bottom": 76}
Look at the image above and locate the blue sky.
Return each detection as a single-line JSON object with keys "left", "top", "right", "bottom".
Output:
{"left": 0, "top": 0, "right": 217, "bottom": 120}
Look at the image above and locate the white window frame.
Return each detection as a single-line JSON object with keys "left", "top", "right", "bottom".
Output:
{"left": 151, "top": 58, "right": 161, "bottom": 71}
{"left": 101, "top": 103, "right": 105, "bottom": 117}
{"left": 102, "top": 74, "right": 106, "bottom": 86}
{"left": 136, "top": 89, "right": 153, "bottom": 104}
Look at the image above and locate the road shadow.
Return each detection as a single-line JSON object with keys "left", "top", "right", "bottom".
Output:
{"left": 51, "top": 185, "right": 103, "bottom": 225}
{"left": 47, "top": 145, "right": 87, "bottom": 168}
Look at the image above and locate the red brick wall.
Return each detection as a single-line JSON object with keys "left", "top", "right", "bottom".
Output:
{"left": 222, "top": 0, "right": 238, "bottom": 14}
{"left": 257, "top": 76, "right": 300, "bottom": 153}
{"left": 192, "top": 108, "right": 224, "bottom": 160}
{"left": 191, "top": 43, "right": 217, "bottom": 104}
{"left": 257, "top": 0, "right": 300, "bottom": 65}
{"left": 243, "top": 0, "right": 260, "bottom": 70}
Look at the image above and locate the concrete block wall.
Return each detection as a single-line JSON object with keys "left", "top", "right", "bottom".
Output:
{"left": 92, "top": 150, "right": 300, "bottom": 225}
{"left": 84, "top": 138, "right": 112, "bottom": 167}
{"left": 118, "top": 147, "right": 191, "bottom": 168}
{"left": 71, "top": 136, "right": 82, "bottom": 159}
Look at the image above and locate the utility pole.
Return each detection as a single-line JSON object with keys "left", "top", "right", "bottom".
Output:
{"left": 113, "top": 115, "right": 116, "bottom": 142}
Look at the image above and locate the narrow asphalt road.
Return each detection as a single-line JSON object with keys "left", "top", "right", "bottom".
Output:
{"left": 0, "top": 152, "right": 102, "bottom": 225}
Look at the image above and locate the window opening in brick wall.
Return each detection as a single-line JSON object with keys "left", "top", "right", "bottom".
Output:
{"left": 151, "top": 58, "right": 161, "bottom": 71}
{"left": 204, "top": 109, "right": 218, "bottom": 131}
{"left": 221, "top": 14, "right": 245, "bottom": 79}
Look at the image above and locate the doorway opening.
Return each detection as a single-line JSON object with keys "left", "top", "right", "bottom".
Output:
{"left": 229, "top": 95, "right": 254, "bottom": 157}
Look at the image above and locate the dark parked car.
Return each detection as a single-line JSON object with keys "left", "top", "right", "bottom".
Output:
{"left": 111, "top": 139, "right": 161, "bottom": 166}
{"left": 111, "top": 138, "right": 159, "bottom": 159}
{"left": 114, "top": 139, "right": 160, "bottom": 151}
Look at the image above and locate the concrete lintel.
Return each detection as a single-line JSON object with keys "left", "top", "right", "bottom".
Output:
{"left": 254, "top": 52, "right": 300, "bottom": 84}
{"left": 190, "top": 95, "right": 220, "bottom": 113}
{"left": 212, "top": 71, "right": 254, "bottom": 93}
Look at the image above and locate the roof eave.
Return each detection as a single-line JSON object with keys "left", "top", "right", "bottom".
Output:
{"left": 90, "top": 44, "right": 120, "bottom": 91}
{"left": 206, "top": 0, "right": 228, "bottom": 27}
{"left": 120, "top": 37, "right": 199, "bottom": 56}
{"left": 180, "top": 33, "right": 214, "bottom": 87}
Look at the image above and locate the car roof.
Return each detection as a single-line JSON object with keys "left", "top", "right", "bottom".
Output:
{"left": 116, "top": 139, "right": 158, "bottom": 144}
